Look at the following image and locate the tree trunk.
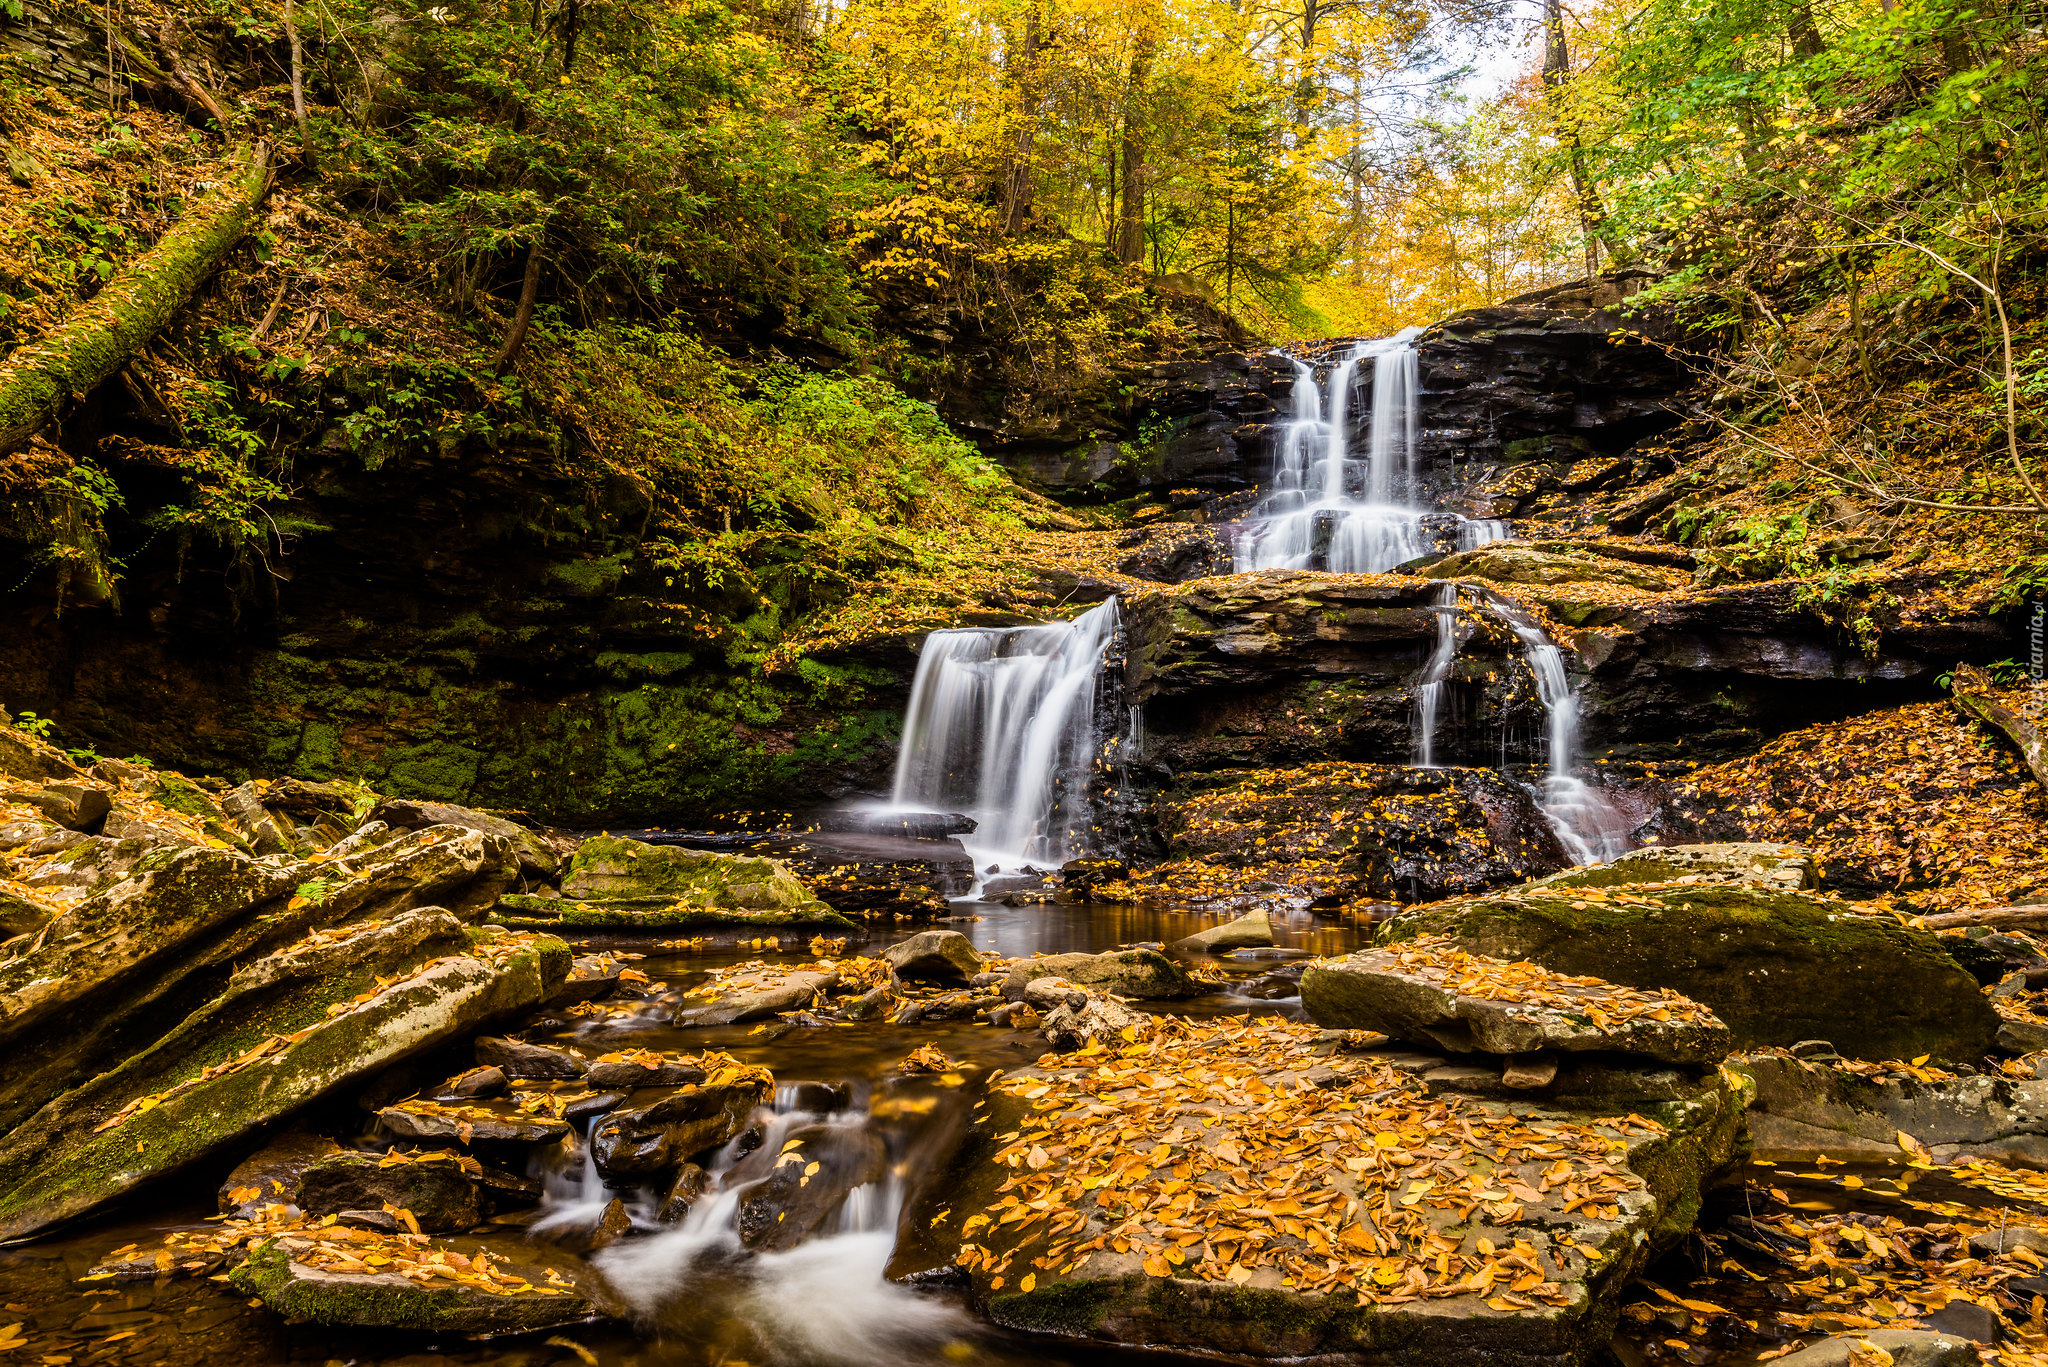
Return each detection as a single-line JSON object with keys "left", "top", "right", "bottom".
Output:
{"left": 1789, "top": 0, "right": 1825, "bottom": 58}
{"left": 494, "top": 240, "right": 545, "bottom": 376}
{"left": 561, "top": 0, "right": 582, "bottom": 73}
{"left": 158, "top": 17, "right": 229, "bottom": 129}
{"left": 284, "top": 0, "right": 313, "bottom": 165}
{"left": 1000, "top": 7, "right": 1041, "bottom": 234}
{"left": 1116, "top": 35, "right": 1152, "bottom": 267}
{"left": 1918, "top": 905, "right": 2048, "bottom": 931}
{"left": 1951, "top": 664, "right": 2048, "bottom": 792}
{"left": 0, "top": 142, "right": 270, "bottom": 456}
{"left": 1541, "top": 0, "right": 1631, "bottom": 274}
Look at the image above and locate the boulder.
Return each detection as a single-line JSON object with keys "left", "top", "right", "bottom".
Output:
{"left": 296, "top": 1150, "right": 481, "bottom": 1232}
{"left": 1041, "top": 988, "right": 1151, "bottom": 1052}
{"left": 1531, "top": 841, "right": 1818, "bottom": 893}
{"left": 1382, "top": 882, "right": 1998, "bottom": 1062}
{"left": 320, "top": 825, "right": 522, "bottom": 922}
{"left": 734, "top": 1123, "right": 888, "bottom": 1251}
{"left": 589, "top": 1076, "right": 770, "bottom": 1176}
{"left": 229, "top": 1236, "right": 610, "bottom": 1333}
{"left": 658, "top": 1162, "right": 708, "bottom": 1223}
{"left": 4, "top": 781, "right": 112, "bottom": 832}
{"left": 378, "top": 1101, "right": 572, "bottom": 1145}
{"left": 915, "top": 1013, "right": 1748, "bottom": 1364}
{"left": 220, "top": 783, "right": 292, "bottom": 856}
{"left": 490, "top": 892, "right": 858, "bottom": 932}
{"left": 370, "top": 798, "right": 559, "bottom": 879}
{"left": 1738, "top": 1053, "right": 2048, "bottom": 1166}
{"left": 585, "top": 1054, "right": 708, "bottom": 1089}
{"left": 1174, "top": 910, "right": 1274, "bottom": 954}
{"left": 475, "top": 1035, "right": 589, "bottom": 1079}
{"left": 442, "top": 1065, "right": 509, "bottom": 1098}
{"left": 1771, "top": 1330, "right": 1980, "bottom": 1367}
{"left": 1301, "top": 941, "right": 1731, "bottom": 1065}
{"left": 673, "top": 968, "right": 841, "bottom": 1026}
{"left": 0, "top": 922, "right": 569, "bottom": 1240}
{"left": 1002, "top": 949, "right": 1206, "bottom": 1001}
{"left": 218, "top": 1130, "right": 343, "bottom": 1218}
{"left": 561, "top": 835, "right": 832, "bottom": 915}
{"left": 881, "top": 929, "right": 985, "bottom": 984}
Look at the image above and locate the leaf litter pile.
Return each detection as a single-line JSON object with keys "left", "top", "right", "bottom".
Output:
{"left": 1377, "top": 934, "right": 1722, "bottom": 1029}
{"left": 958, "top": 1014, "right": 1665, "bottom": 1307}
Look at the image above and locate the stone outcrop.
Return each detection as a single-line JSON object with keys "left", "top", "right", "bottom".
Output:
{"left": 230, "top": 1237, "right": 612, "bottom": 1333}
{"left": 1001, "top": 948, "right": 1206, "bottom": 1000}
{"left": 1740, "top": 1052, "right": 2048, "bottom": 1167}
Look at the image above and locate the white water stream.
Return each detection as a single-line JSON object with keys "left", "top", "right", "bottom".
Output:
{"left": 886, "top": 597, "right": 1121, "bottom": 871}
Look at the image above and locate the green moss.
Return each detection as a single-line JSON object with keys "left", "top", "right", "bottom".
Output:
{"left": 229, "top": 1243, "right": 592, "bottom": 1332}
{"left": 489, "top": 894, "right": 857, "bottom": 931}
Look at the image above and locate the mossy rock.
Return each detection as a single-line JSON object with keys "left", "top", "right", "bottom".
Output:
{"left": 1416, "top": 544, "right": 1678, "bottom": 592}
{"left": 1001, "top": 948, "right": 1207, "bottom": 1001}
{"left": 560, "top": 836, "right": 835, "bottom": 916}
{"left": 229, "top": 1240, "right": 607, "bottom": 1333}
{"left": 489, "top": 892, "right": 857, "bottom": 932}
{"left": 1380, "top": 885, "right": 1997, "bottom": 1063}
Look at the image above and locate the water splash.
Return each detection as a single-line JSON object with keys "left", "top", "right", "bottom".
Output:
{"left": 1485, "top": 594, "right": 1635, "bottom": 865}
{"left": 887, "top": 597, "right": 1121, "bottom": 870}
{"left": 1411, "top": 583, "right": 1460, "bottom": 768}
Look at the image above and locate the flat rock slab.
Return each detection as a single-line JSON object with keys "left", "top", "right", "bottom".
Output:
{"left": 561, "top": 835, "right": 835, "bottom": 916}
{"left": 672, "top": 967, "right": 840, "bottom": 1026}
{"left": 1531, "top": 842, "right": 1818, "bottom": 893}
{"left": 230, "top": 1236, "right": 609, "bottom": 1333}
{"left": 1739, "top": 1052, "right": 2048, "bottom": 1167}
{"left": 1384, "top": 882, "right": 1998, "bottom": 1063}
{"left": 914, "top": 1014, "right": 1747, "bottom": 1364}
{"left": 490, "top": 893, "right": 858, "bottom": 932}
{"left": 1175, "top": 910, "right": 1275, "bottom": 954}
{"left": 1002, "top": 948, "right": 1208, "bottom": 1000}
{"left": 590, "top": 1072, "right": 771, "bottom": 1176}
{"left": 1302, "top": 937, "right": 1730, "bottom": 1064}
{"left": 1774, "top": 1330, "right": 1981, "bottom": 1367}
{"left": 378, "top": 1099, "right": 572, "bottom": 1145}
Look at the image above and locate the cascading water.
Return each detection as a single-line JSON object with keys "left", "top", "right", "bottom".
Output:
{"left": 1485, "top": 595, "right": 1635, "bottom": 865}
{"left": 1233, "top": 330, "right": 1505, "bottom": 574}
{"left": 1411, "top": 583, "right": 1460, "bottom": 768}
{"left": 888, "top": 597, "right": 1121, "bottom": 869}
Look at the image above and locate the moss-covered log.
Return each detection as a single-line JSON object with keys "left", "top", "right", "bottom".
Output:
{"left": 0, "top": 141, "right": 270, "bottom": 455}
{"left": 1952, "top": 663, "right": 2048, "bottom": 793}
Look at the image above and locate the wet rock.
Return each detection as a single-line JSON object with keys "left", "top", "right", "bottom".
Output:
{"left": 1416, "top": 543, "right": 1679, "bottom": 592}
{"left": 841, "top": 984, "right": 896, "bottom": 1020}
{"left": 1967, "top": 1225, "right": 2048, "bottom": 1258}
{"left": 229, "top": 1237, "right": 611, "bottom": 1333}
{"left": 218, "top": 1130, "right": 343, "bottom": 1218}
{"left": 0, "top": 921, "right": 570, "bottom": 1240}
{"left": 589, "top": 1077, "right": 770, "bottom": 1176}
{"left": 442, "top": 1065, "right": 509, "bottom": 1099}
{"left": 1300, "top": 946, "right": 1731, "bottom": 1064}
{"left": 882, "top": 929, "right": 985, "bottom": 984}
{"left": 475, "top": 1035, "right": 589, "bottom": 1079}
{"left": 378, "top": 1100, "right": 573, "bottom": 1146}
{"left": 296, "top": 1151, "right": 481, "bottom": 1232}
{"left": 4, "top": 781, "right": 111, "bottom": 832}
{"left": 734, "top": 1123, "right": 888, "bottom": 1251}
{"left": 1770, "top": 1329, "right": 1980, "bottom": 1367}
{"left": 1174, "top": 910, "right": 1274, "bottom": 954}
{"left": 562, "top": 835, "right": 832, "bottom": 912}
{"left": 1003, "top": 948, "right": 1206, "bottom": 1001}
{"left": 658, "top": 1162, "right": 708, "bottom": 1223}
{"left": 673, "top": 968, "right": 840, "bottom": 1026}
{"left": 545, "top": 953, "right": 625, "bottom": 1006}
{"left": 586, "top": 1056, "right": 707, "bottom": 1089}
{"left": 1741, "top": 1053, "right": 2048, "bottom": 1167}
{"left": 545, "top": 1196, "right": 634, "bottom": 1256}
{"left": 1532, "top": 841, "right": 1818, "bottom": 893}
{"left": 565, "top": 1091, "right": 629, "bottom": 1126}
{"left": 1384, "top": 882, "right": 1999, "bottom": 1062}
{"left": 370, "top": 798, "right": 560, "bottom": 879}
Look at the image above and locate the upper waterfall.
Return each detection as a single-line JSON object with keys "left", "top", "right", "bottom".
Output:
{"left": 888, "top": 597, "right": 1122, "bottom": 869}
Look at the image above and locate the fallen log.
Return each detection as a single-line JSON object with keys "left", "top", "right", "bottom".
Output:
{"left": 1920, "top": 905, "right": 2048, "bottom": 932}
{"left": 0, "top": 141, "right": 270, "bottom": 455}
{"left": 1951, "top": 662, "right": 2048, "bottom": 792}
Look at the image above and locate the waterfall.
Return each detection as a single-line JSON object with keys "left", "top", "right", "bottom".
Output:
{"left": 888, "top": 597, "right": 1121, "bottom": 868}
{"left": 1411, "top": 583, "right": 1460, "bottom": 768}
{"left": 1234, "top": 330, "right": 1506, "bottom": 574}
{"left": 1485, "top": 595, "right": 1635, "bottom": 866}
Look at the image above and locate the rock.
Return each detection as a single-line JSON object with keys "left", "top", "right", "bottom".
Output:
{"left": 658, "top": 1162, "right": 708, "bottom": 1223}
{"left": 1532, "top": 841, "right": 1818, "bottom": 893}
{"left": 321, "top": 825, "right": 522, "bottom": 922}
{"left": 1967, "top": 1225, "right": 2048, "bottom": 1258}
{"left": 220, "top": 783, "right": 291, "bottom": 856}
{"left": 841, "top": 984, "right": 895, "bottom": 1020}
{"left": 1739, "top": 1054, "right": 2048, "bottom": 1167}
{"left": 1300, "top": 944, "right": 1731, "bottom": 1064}
{"left": 544, "top": 1196, "right": 634, "bottom": 1256}
{"left": 565, "top": 1091, "right": 628, "bottom": 1126}
{"left": 1500, "top": 1054, "right": 1559, "bottom": 1089}
{"left": 1174, "top": 910, "right": 1274, "bottom": 953}
{"left": 1770, "top": 1329, "right": 1980, "bottom": 1367}
{"left": 589, "top": 1076, "right": 770, "bottom": 1176}
{"left": 1416, "top": 543, "right": 1679, "bottom": 591}
{"left": 881, "top": 929, "right": 985, "bottom": 984}
{"left": 1002, "top": 949, "right": 1206, "bottom": 1001}
{"left": 1998, "top": 1020, "right": 2048, "bottom": 1054}
{"left": 370, "top": 798, "right": 560, "bottom": 879}
{"left": 296, "top": 1151, "right": 481, "bottom": 1232}
{"left": 0, "top": 884, "right": 52, "bottom": 940}
{"left": 3, "top": 781, "right": 112, "bottom": 832}
{"left": 475, "top": 1035, "right": 589, "bottom": 1079}
{"left": 378, "top": 1100, "right": 573, "bottom": 1145}
{"left": 734, "top": 1123, "right": 888, "bottom": 1251}
{"left": 915, "top": 1013, "right": 1748, "bottom": 1364}
{"left": 673, "top": 968, "right": 840, "bottom": 1026}
{"left": 561, "top": 835, "right": 833, "bottom": 914}
{"left": 1925, "top": 1301, "right": 2004, "bottom": 1344}
{"left": 545, "top": 953, "right": 624, "bottom": 1006}
{"left": 229, "top": 1237, "right": 610, "bottom": 1333}
{"left": 1042, "top": 989, "right": 1149, "bottom": 1052}
{"left": 0, "top": 921, "right": 570, "bottom": 1240}
{"left": 1383, "top": 882, "right": 1999, "bottom": 1062}
{"left": 0, "top": 729, "right": 84, "bottom": 784}
{"left": 586, "top": 1055, "right": 708, "bottom": 1088}
{"left": 491, "top": 892, "right": 858, "bottom": 932}
{"left": 443, "top": 1065, "right": 508, "bottom": 1098}
{"left": 218, "top": 1130, "right": 344, "bottom": 1218}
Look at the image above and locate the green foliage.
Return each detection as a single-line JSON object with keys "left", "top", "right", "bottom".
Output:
{"left": 13, "top": 711, "right": 54, "bottom": 740}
